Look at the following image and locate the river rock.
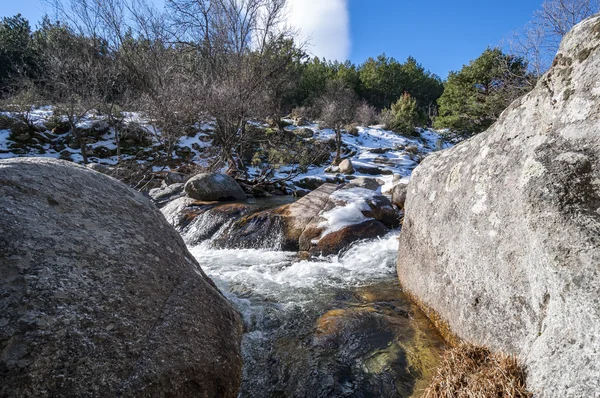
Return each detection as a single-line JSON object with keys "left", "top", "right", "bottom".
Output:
{"left": 164, "top": 171, "right": 187, "bottom": 185}
{"left": 397, "top": 16, "right": 600, "bottom": 397}
{"left": 293, "top": 185, "right": 399, "bottom": 256}
{"left": 295, "top": 176, "right": 326, "bottom": 190}
{"left": 339, "top": 159, "right": 354, "bottom": 174}
{"left": 184, "top": 172, "right": 247, "bottom": 202}
{"left": 355, "top": 164, "right": 393, "bottom": 175}
{"left": 307, "top": 219, "right": 388, "bottom": 256}
{"left": 0, "top": 158, "right": 243, "bottom": 397}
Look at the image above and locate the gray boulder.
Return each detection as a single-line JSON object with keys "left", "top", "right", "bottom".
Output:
{"left": 184, "top": 172, "right": 247, "bottom": 202}
{"left": 391, "top": 183, "right": 408, "bottom": 209}
{"left": 346, "top": 176, "right": 383, "bottom": 191}
{"left": 338, "top": 159, "right": 354, "bottom": 174}
{"left": 0, "top": 158, "right": 243, "bottom": 397}
{"left": 148, "top": 183, "right": 185, "bottom": 207}
{"left": 164, "top": 171, "right": 187, "bottom": 185}
{"left": 397, "top": 15, "right": 600, "bottom": 397}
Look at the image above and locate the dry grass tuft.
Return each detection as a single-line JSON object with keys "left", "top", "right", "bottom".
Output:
{"left": 424, "top": 343, "right": 532, "bottom": 398}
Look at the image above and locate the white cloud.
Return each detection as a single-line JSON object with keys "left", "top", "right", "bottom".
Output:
{"left": 287, "top": 0, "right": 350, "bottom": 61}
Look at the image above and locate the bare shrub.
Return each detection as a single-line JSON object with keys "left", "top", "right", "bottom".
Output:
{"left": 315, "top": 79, "right": 357, "bottom": 164}
{"left": 377, "top": 108, "right": 393, "bottom": 129}
{"left": 354, "top": 102, "right": 377, "bottom": 126}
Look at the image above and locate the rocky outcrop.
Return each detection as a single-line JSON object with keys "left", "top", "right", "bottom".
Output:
{"left": 397, "top": 16, "right": 600, "bottom": 397}
{"left": 184, "top": 172, "right": 247, "bottom": 202}
{"left": 0, "top": 158, "right": 243, "bottom": 397}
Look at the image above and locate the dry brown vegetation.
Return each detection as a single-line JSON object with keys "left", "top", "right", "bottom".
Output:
{"left": 423, "top": 343, "right": 532, "bottom": 398}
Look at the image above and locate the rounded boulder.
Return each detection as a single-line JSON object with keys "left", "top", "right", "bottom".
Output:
{"left": 0, "top": 158, "right": 243, "bottom": 397}
{"left": 184, "top": 172, "right": 247, "bottom": 202}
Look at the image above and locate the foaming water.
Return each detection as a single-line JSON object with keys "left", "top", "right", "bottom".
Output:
{"left": 188, "top": 231, "right": 444, "bottom": 397}
{"left": 189, "top": 232, "right": 399, "bottom": 305}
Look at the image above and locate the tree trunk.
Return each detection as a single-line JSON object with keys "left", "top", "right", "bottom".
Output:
{"left": 69, "top": 120, "right": 88, "bottom": 164}
{"left": 333, "top": 128, "right": 342, "bottom": 165}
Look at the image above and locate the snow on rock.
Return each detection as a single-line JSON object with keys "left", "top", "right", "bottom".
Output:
{"left": 273, "top": 124, "right": 451, "bottom": 193}
{"left": 316, "top": 188, "right": 383, "bottom": 239}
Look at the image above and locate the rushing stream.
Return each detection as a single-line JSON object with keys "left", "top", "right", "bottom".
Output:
{"left": 187, "top": 199, "right": 446, "bottom": 398}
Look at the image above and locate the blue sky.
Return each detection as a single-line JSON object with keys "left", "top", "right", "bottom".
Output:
{"left": 2, "top": 0, "right": 544, "bottom": 78}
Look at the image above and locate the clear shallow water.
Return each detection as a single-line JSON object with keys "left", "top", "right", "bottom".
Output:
{"left": 189, "top": 232, "right": 445, "bottom": 398}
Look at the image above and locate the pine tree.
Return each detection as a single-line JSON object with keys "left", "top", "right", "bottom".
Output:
{"left": 435, "top": 48, "right": 530, "bottom": 136}
{"left": 388, "top": 93, "right": 423, "bottom": 135}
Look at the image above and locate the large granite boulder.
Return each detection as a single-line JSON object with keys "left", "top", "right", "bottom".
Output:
{"left": 0, "top": 158, "right": 243, "bottom": 397}
{"left": 184, "top": 172, "right": 247, "bottom": 202}
{"left": 397, "top": 16, "right": 600, "bottom": 397}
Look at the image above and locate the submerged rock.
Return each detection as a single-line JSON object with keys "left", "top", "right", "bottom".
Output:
{"left": 307, "top": 219, "right": 389, "bottom": 256}
{"left": 0, "top": 158, "right": 243, "bottom": 397}
{"left": 184, "top": 172, "right": 247, "bottom": 202}
{"left": 263, "top": 281, "right": 445, "bottom": 398}
{"left": 397, "top": 15, "right": 600, "bottom": 397}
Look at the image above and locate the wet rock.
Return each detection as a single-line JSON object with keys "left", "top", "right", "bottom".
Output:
{"left": 339, "top": 158, "right": 354, "bottom": 174}
{"left": 308, "top": 219, "right": 389, "bottom": 256}
{"left": 267, "top": 281, "right": 445, "bottom": 398}
{"left": 211, "top": 210, "right": 287, "bottom": 250}
{"left": 397, "top": 15, "right": 600, "bottom": 397}
{"left": 184, "top": 172, "right": 247, "bottom": 202}
{"left": 292, "top": 188, "right": 309, "bottom": 198}
{"left": 0, "top": 158, "right": 243, "bottom": 397}
{"left": 368, "top": 147, "right": 391, "bottom": 154}
{"left": 355, "top": 164, "right": 393, "bottom": 175}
